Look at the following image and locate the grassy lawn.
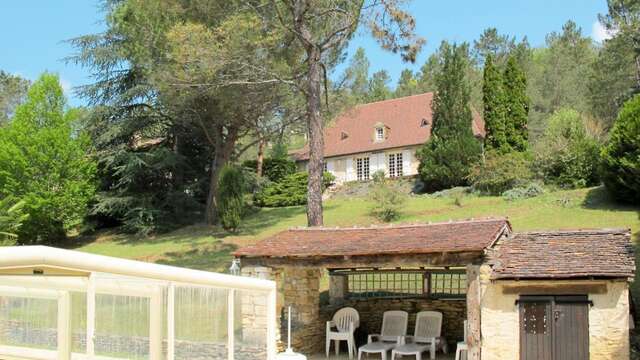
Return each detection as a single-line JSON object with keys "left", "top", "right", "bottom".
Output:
{"left": 76, "top": 186, "right": 639, "bottom": 294}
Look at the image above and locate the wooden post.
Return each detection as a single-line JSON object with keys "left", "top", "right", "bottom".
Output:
{"left": 57, "top": 291, "right": 72, "bottom": 360}
{"left": 466, "top": 265, "right": 481, "bottom": 360}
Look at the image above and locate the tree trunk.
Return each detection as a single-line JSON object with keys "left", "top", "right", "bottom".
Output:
{"left": 305, "top": 46, "right": 325, "bottom": 227}
{"left": 256, "top": 137, "right": 265, "bottom": 177}
{"left": 205, "top": 127, "right": 237, "bottom": 225}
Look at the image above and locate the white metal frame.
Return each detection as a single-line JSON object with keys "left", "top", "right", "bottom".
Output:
{"left": 0, "top": 246, "right": 277, "bottom": 360}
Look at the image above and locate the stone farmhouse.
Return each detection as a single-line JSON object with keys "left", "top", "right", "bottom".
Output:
{"left": 290, "top": 93, "right": 485, "bottom": 183}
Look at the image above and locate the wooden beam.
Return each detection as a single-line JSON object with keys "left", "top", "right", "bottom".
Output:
{"left": 466, "top": 265, "right": 481, "bottom": 360}
{"left": 241, "top": 251, "right": 484, "bottom": 269}
{"left": 501, "top": 281, "right": 607, "bottom": 295}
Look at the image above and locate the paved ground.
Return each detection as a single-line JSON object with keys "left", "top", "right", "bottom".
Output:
{"left": 307, "top": 352, "right": 456, "bottom": 360}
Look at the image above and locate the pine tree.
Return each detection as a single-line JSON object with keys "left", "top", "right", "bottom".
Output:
{"left": 503, "top": 55, "right": 530, "bottom": 151}
{"left": 417, "top": 43, "right": 483, "bottom": 192}
{"left": 482, "top": 54, "right": 509, "bottom": 152}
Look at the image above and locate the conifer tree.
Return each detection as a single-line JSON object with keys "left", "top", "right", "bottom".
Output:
{"left": 417, "top": 43, "right": 483, "bottom": 192}
{"left": 503, "top": 55, "right": 530, "bottom": 151}
{"left": 482, "top": 54, "right": 509, "bottom": 152}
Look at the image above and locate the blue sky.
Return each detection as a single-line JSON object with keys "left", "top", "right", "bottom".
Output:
{"left": 0, "top": 1, "right": 609, "bottom": 106}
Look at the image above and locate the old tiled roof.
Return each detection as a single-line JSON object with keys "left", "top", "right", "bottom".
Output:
{"left": 491, "top": 229, "right": 635, "bottom": 280}
{"left": 290, "top": 92, "right": 485, "bottom": 161}
{"left": 234, "top": 218, "right": 510, "bottom": 258}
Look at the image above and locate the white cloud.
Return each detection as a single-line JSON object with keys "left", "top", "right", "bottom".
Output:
{"left": 592, "top": 21, "right": 614, "bottom": 43}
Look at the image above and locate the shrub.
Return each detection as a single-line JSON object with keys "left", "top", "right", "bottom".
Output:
{"left": 218, "top": 165, "right": 245, "bottom": 231}
{"left": 502, "top": 182, "right": 545, "bottom": 201}
{"left": 369, "top": 171, "right": 407, "bottom": 222}
{"left": 255, "top": 171, "right": 334, "bottom": 207}
{"left": 468, "top": 151, "right": 534, "bottom": 195}
{"left": 0, "top": 197, "right": 28, "bottom": 246}
{"left": 534, "top": 109, "right": 601, "bottom": 188}
{"left": 242, "top": 158, "right": 297, "bottom": 183}
{"left": 600, "top": 95, "right": 640, "bottom": 204}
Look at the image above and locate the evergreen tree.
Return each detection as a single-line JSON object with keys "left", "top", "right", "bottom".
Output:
{"left": 503, "top": 55, "right": 529, "bottom": 151}
{"left": 343, "top": 47, "right": 371, "bottom": 101}
{"left": 395, "top": 69, "right": 418, "bottom": 97}
{"left": 368, "top": 70, "right": 392, "bottom": 102}
{"left": 417, "top": 43, "right": 483, "bottom": 192}
{"left": 600, "top": 94, "right": 640, "bottom": 203}
{"left": 482, "top": 54, "right": 509, "bottom": 152}
{"left": 218, "top": 165, "right": 245, "bottom": 231}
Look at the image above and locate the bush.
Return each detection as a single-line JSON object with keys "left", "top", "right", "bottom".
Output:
{"left": 502, "top": 182, "right": 545, "bottom": 201}
{"left": 255, "top": 171, "right": 334, "bottom": 207}
{"left": 534, "top": 109, "right": 601, "bottom": 188}
{"left": 369, "top": 171, "right": 407, "bottom": 222}
{"left": 468, "top": 151, "right": 534, "bottom": 195}
{"left": 600, "top": 95, "right": 640, "bottom": 204}
{"left": 0, "top": 197, "right": 28, "bottom": 246}
{"left": 242, "top": 158, "right": 297, "bottom": 183}
{"left": 218, "top": 165, "right": 245, "bottom": 231}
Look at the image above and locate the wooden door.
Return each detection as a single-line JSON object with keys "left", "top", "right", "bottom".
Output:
{"left": 520, "top": 296, "right": 589, "bottom": 360}
{"left": 552, "top": 296, "right": 589, "bottom": 360}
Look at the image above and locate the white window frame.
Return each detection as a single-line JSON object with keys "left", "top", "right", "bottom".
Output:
{"left": 388, "top": 152, "right": 403, "bottom": 178}
{"left": 356, "top": 157, "right": 370, "bottom": 181}
{"left": 375, "top": 127, "right": 384, "bottom": 141}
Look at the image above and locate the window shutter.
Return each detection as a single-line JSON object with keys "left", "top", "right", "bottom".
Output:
{"left": 346, "top": 158, "right": 354, "bottom": 181}
{"left": 377, "top": 153, "right": 387, "bottom": 176}
{"left": 326, "top": 159, "right": 334, "bottom": 173}
{"left": 402, "top": 150, "right": 411, "bottom": 175}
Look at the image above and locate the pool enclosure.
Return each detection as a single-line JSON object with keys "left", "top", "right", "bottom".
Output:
{"left": 0, "top": 246, "right": 276, "bottom": 360}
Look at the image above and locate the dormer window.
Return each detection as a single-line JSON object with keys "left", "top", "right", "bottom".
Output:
{"left": 375, "top": 127, "right": 384, "bottom": 141}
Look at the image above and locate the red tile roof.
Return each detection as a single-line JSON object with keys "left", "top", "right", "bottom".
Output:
{"left": 291, "top": 92, "right": 485, "bottom": 161}
{"left": 491, "top": 229, "right": 635, "bottom": 280}
{"left": 234, "top": 219, "right": 510, "bottom": 258}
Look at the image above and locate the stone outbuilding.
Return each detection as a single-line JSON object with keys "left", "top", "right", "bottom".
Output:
{"left": 234, "top": 218, "right": 635, "bottom": 360}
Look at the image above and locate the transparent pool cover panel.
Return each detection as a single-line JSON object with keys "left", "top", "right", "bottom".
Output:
{"left": 174, "top": 286, "right": 228, "bottom": 360}
{"left": 235, "top": 289, "right": 268, "bottom": 360}
{"left": 95, "top": 293, "right": 151, "bottom": 359}
{"left": 0, "top": 296, "right": 58, "bottom": 350}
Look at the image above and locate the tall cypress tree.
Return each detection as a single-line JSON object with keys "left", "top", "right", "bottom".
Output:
{"left": 417, "top": 42, "right": 483, "bottom": 192}
{"left": 482, "top": 54, "right": 509, "bottom": 152}
{"left": 503, "top": 55, "right": 530, "bottom": 151}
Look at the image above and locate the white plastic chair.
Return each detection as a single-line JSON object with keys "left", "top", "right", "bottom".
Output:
{"left": 326, "top": 307, "right": 360, "bottom": 358}
{"left": 358, "top": 310, "right": 409, "bottom": 360}
{"left": 455, "top": 320, "right": 468, "bottom": 360}
{"left": 391, "top": 311, "right": 446, "bottom": 360}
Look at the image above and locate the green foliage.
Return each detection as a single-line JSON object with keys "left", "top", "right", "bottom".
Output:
{"left": 502, "top": 182, "right": 545, "bottom": 201}
{"left": 218, "top": 165, "right": 245, "bottom": 231}
{"left": 417, "top": 42, "right": 483, "bottom": 192}
{"left": 600, "top": 94, "right": 640, "bottom": 203}
{"left": 269, "top": 141, "right": 289, "bottom": 160}
{"left": 473, "top": 28, "right": 517, "bottom": 66}
{"left": 0, "top": 71, "right": 30, "bottom": 126}
{"left": 255, "top": 172, "right": 334, "bottom": 207}
{"left": 343, "top": 47, "right": 371, "bottom": 101}
{"left": 0, "top": 197, "right": 28, "bottom": 246}
{"left": 368, "top": 70, "right": 392, "bottom": 102}
{"left": 503, "top": 56, "right": 529, "bottom": 151}
{"left": 482, "top": 54, "right": 509, "bottom": 152}
{"left": 0, "top": 73, "right": 97, "bottom": 244}
{"left": 369, "top": 171, "right": 407, "bottom": 222}
{"left": 535, "top": 109, "right": 601, "bottom": 188}
{"left": 242, "top": 158, "right": 297, "bottom": 183}
{"left": 469, "top": 151, "right": 534, "bottom": 195}
{"left": 395, "top": 69, "right": 419, "bottom": 97}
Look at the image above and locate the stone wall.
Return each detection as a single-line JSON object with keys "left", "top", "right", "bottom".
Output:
{"left": 479, "top": 264, "right": 631, "bottom": 360}
{"left": 322, "top": 298, "right": 466, "bottom": 347}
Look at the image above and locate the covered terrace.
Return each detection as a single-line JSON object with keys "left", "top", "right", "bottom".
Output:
{"left": 234, "top": 218, "right": 512, "bottom": 359}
